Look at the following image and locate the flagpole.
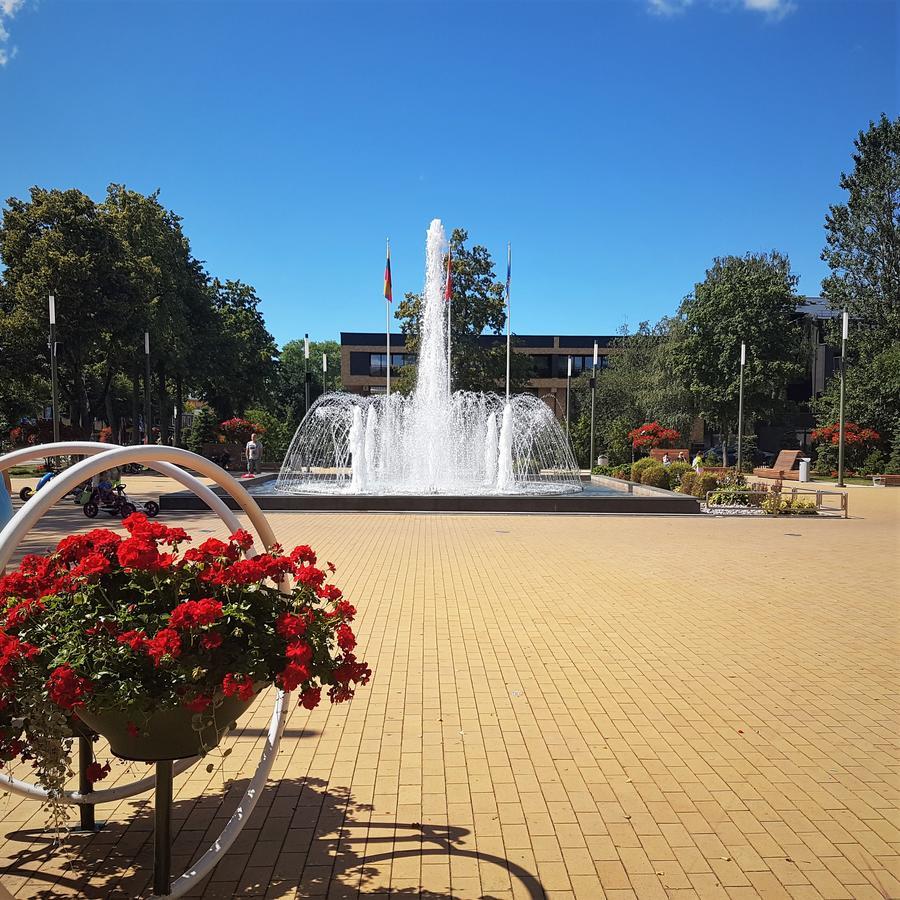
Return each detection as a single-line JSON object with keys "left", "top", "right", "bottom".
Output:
{"left": 505, "top": 242, "right": 511, "bottom": 404}
{"left": 446, "top": 242, "right": 452, "bottom": 395}
{"left": 386, "top": 239, "right": 391, "bottom": 400}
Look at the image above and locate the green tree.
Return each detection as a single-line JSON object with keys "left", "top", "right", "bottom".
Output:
{"left": 393, "top": 228, "right": 532, "bottom": 394}
{"left": 273, "top": 338, "right": 341, "bottom": 426}
{"left": 198, "top": 279, "right": 279, "bottom": 419}
{"left": 672, "top": 252, "right": 803, "bottom": 445}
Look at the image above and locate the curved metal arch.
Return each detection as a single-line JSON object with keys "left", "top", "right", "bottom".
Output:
{"left": 0, "top": 443, "right": 290, "bottom": 897}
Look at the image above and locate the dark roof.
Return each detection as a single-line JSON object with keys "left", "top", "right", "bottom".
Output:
{"left": 796, "top": 296, "right": 841, "bottom": 319}
{"left": 341, "top": 332, "right": 618, "bottom": 349}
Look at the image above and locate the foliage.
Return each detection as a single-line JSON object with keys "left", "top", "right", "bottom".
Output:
{"left": 665, "top": 460, "right": 693, "bottom": 488}
{"left": 244, "top": 407, "right": 293, "bottom": 461}
{"left": 0, "top": 514, "right": 370, "bottom": 828}
{"left": 640, "top": 464, "right": 670, "bottom": 489}
{"left": 812, "top": 421, "right": 880, "bottom": 471}
{"left": 273, "top": 339, "right": 341, "bottom": 426}
{"left": 630, "top": 457, "right": 659, "bottom": 482}
{"left": 8, "top": 420, "right": 86, "bottom": 447}
{"left": 858, "top": 450, "right": 888, "bottom": 477}
{"left": 219, "top": 417, "right": 265, "bottom": 444}
{"left": 628, "top": 421, "right": 680, "bottom": 450}
{"left": 692, "top": 473, "right": 721, "bottom": 500}
{"left": 591, "top": 464, "right": 631, "bottom": 479}
{"left": 707, "top": 472, "right": 755, "bottom": 507}
{"left": 393, "top": 228, "right": 532, "bottom": 394}
{"left": 761, "top": 494, "right": 817, "bottom": 515}
{"left": 678, "top": 471, "right": 697, "bottom": 495}
{"left": 672, "top": 252, "right": 803, "bottom": 437}
{"left": 186, "top": 407, "right": 218, "bottom": 455}
{"left": 887, "top": 422, "right": 900, "bottom": 474}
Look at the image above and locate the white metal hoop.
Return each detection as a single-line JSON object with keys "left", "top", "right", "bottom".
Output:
{"left": 0, "top": 443, "right": 290, "bottom": 897}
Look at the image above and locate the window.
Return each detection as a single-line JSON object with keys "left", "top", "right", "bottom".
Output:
{"left": 529, "top": 355, "right": 553, "bottom": 378}
{"left": 557, "top": 354, "right": 608, "bottom": 377}
{"left": 369, "top": 353, "right": 416, "bottom": 377}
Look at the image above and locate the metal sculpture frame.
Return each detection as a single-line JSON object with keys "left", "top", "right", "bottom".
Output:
{"left": 0, "top": 443, "right": 291, "bottom": 897}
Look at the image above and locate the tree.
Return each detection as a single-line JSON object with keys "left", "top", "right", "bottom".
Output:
{"left": 822, "top": 114, "right": 900, "bottom": 338}
{"left": 198, "top": 279, "right": 279, "bottom": 418}
{"left": 672, "top": 252, "right": 803, "bottom": 443}
{"left": 273, "top": 339, "right": 341, "bottom": 426}
{"left": 393, "top": 228, "right": 532, "bottom": 394}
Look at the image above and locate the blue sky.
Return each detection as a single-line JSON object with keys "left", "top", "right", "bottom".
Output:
{"left": 0, "top": 0, "right": 895, "bottom": 347}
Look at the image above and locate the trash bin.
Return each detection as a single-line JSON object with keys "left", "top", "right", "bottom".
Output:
{"left": 799, "top": 458, "right": 811, "bottom": 482}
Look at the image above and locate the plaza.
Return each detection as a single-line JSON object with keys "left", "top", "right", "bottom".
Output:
{"left": 0, "top": 473, "right": 896, "bottom": 899}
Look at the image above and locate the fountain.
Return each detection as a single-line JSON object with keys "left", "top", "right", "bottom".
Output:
{"left": 275, "top": 219, "right": 582, "bottom": 496}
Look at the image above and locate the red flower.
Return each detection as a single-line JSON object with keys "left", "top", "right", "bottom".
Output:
{"left": 71, "top": 552, "right": 112, "bottom": 580}
{"left": 300, "top": 686, "right": 321, "bottom": 710}
{"left": 126, "top": 721, "right": 140, "bottom": 737}
{"left": 0, "top": 632, "right": 40, "bottom": 685}
{"left": 84, "top": 529, "right": 123, "bottom": 558}
{"left": 46, "top": 665, "right": 93, "bottom": 710}
{"left": 145, "top": 628, "right": 181, "bottom": 666}
{"left": 334, "top": 600, "right": 356, "bottom": 622}
{"left": 55, "top": 534, "right": 93, "bottom": 564}
{"left": 628, "top": 422, "right": 681, "bottom": 450}
{"left": 222, "top": 673, "right": 255, "bottom": 702}
{"left": 285, "top": 640, "right": 312, "bottom": 666}
{"left": 277, "top": 661, "right": 309, "bottom": 692}
{"left": 200, "top": 631, "right": 223, "bottom": 650}
{"left": 85, "top": 761, "right": 110, "bottom": 784}
{"left": 217, "top": 558, "right": 267, "bottom": 586}
{"left": 229, "top": 529, "right": 255, "bottom": 550}
{"left": 117, "top": 537, "right": 160, "bottom": 570}
{"left": 5, "top": 597, "right": 46, "bottom": 629}
{"left": 317, "top": 584, "right": 343, "bottom": 602}
{"left": 117, "top": 629, "right": 147, "bottom": 652}
{"left": 184, "top": 694, "right": 211, "bottom": 713}
{"left": 168, "top": 598, "right": 223, "bottom": 630}
{"left": 336, "top": 624, "right": 356, "bottom": 653}
{"left": 290, "top": 545, "right": 317, "bottom": 566}
{"left": 295, "top": 565, "right": 326, "bottom": 590}
{"left": 276, "top": 612, "right": 307, "bottom": 640}
{"left": 326, "top": 561, "right": 336, "bottom": 574}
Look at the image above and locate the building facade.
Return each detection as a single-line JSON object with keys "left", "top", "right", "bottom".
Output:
{"left": 340, "top": 332, "right": 618, "bottom": 418}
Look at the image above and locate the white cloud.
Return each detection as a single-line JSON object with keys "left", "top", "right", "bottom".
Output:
{"left": 645, "top": 0, "right": 797, "bottom": 20}
{"left": 0, "top": 0, "right": 25, "bottom": 66}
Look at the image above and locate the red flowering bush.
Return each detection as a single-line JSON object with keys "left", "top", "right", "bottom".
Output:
{"left": 628, "top": 422, "right": 680, "bottom": 450}
{"left": 811, "top": 422, "right": 880, "bottom": 447}
{"left": 0, "top": 513, "right": 369, "bottom": 828}
{"left": 219, "top": 417, "right": 265, "bottom": 444}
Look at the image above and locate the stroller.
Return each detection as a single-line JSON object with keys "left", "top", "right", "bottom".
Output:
{"left": 79, "top": 480, "right": 160, "bottom": 519}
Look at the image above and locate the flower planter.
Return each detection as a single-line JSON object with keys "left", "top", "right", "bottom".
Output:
{"left": 76, "top": 687, "right": 266, "bottom": 762}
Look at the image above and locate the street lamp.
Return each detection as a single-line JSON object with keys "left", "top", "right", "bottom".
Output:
{"left": 566, "top": 355, "right": 572, "bottom": 441}
{"left": 144, "top": 332, "right": 152, "bottom": 445}
{"left": 49, "top": 296, "right": 60, "bottom": 443}
{"left": 304, "top": 334, "right": 310, "bottom": 415}
{"left": 736, "top": 342, "right": 746, "bottom": 474}
{"left": 589, "top": 341, "right": 598, "bottom": 469}
{"left": 837, "top": 310, "right": 848, "bottom": 487}
{"left": 322, "top": 352, "right": 328, "bottom": 394}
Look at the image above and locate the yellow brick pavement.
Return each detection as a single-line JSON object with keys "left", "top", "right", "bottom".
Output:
{"left": 0, "top": 475, "right": 897, "bottom": 899}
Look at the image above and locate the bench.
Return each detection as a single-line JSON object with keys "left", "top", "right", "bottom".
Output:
{"left": 753, "top": 449, "right": 802, "bottom": 481}
{"left": 872, "top": 474, "right": 900, "bottom": 487}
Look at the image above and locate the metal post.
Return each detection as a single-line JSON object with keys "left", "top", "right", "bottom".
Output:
{"left": 77, "top": 735, "right": 96, "bottom": 831}
{"left": 565, "top": 356, "right": 572, "bottom": 440}
{"left": 144, "top": 332, "right": 152, "bottom": 445}
{"left": 322, "top": 353, "right": 328, "bottom": 394}
{"left": 837, "top": 311, "right": 848, "bottom": 487}
{"left": 153, "top": 760, "right": 174, "bottom": 896}
{"left": 386, "top": 238, "right": 392, "bottom": 399}
{"left": 49, "top": 296, "right": 60, "bottom": 443}
{"left": 304, "top": 334, "right": 310, "bottom": 415}
{"left": 505, "top": 243, "right": 511, "bottom": 403}
{"left": 589, "top": 341, "right": 598, "bottom": 469}
{"left": 736, "top": 342, "right": 745, "bottom": 474}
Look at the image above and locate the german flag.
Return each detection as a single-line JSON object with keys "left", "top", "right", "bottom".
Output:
{"left": 384, "top": 242, "right": 393, "bottom": 303}
{"left": 444, "top": 245, "right": 452, "bottom": 302}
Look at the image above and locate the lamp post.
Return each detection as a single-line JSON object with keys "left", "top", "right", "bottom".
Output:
{"left": 322, "top": 352, "right": 328, "bottom": 394}
{"left": 566, "top": 355, "right": 572, "bottom": 440}
{"left": 589, "top": 341, "right": 598, "bottom": 469}
{"left": 304, "top": 334, "right": 310, "bottom": 415}
{"left": 837, "top": 310, "right": 848, "bottom": 487}
{"left": 736, "top": 342, "right": 746, "bottom": 474}
{"left": 144, "top": 332, "right": 152, "bottom": 445}
{"left": 49, "top": 296, "right": 60, "bottom": 443}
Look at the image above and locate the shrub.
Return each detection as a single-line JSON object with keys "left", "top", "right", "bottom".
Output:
{"left": 187, "top": 406, "right": 218, "bottom": 455}
{"left": 887, "top": 422, "right": 900, "bottom": 474}
{"left": 762, "top": 494, "right": 817, "bottom": 515}
{"left": 679, "top": 470, "right": 697, "bottom": 494}
{"left": 611, "top": 464, "right": 631, "bottom": 480}
{"left": 666, "top": 460, "right": 693, "bottom": 487}
{"left": 628, "top": 422, "right": 680, "bottom": 450}
{"left": 631, "top": 457, "right": 658, "bottom": 482}
{"left": 591, "top": 465, "right": 616, "bottom": 477}
{"left": 640, "top": 464, "right": 670, "bottom": 489}
{"left": 220, "top": 417, "right": 265, "bottom": 444}
{"left": 693, "top": 473, "right": 720, "bottom": 499}
{"left": 858, "top": 450, "right": 888, "bottom": 477}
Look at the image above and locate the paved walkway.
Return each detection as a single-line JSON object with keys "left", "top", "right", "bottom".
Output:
{"left": 0, "top": 474, "right": 897, "bottom": 899}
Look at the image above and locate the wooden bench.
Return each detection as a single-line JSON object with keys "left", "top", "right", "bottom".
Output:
{"left": 872, "top": 474, "right": 900, "bottom": 487}
{"left": 649, "top": 448, "right": 691, "bottom": 464}
{"left": 753, "top": 449, "right": 802, "bottom": 481}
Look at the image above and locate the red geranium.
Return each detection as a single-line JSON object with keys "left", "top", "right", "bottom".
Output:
{"left": 222, "top": 673, "right": 255, "bottom": 702}
{"left": 145, "top": 628, "right": 182, "bottom": 666}
{"left": 46, "top": 665, "right": 93, "bottom": 710}
{"left": 169, "top": 598, "right": 223, "bottom": 630}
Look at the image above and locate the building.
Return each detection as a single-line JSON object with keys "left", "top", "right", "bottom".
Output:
{"left": 340, "top": 332, "right": 618, "bottom": 418}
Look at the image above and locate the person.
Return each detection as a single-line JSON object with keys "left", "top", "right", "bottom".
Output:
{"left": 692, "top": 452, "right": 703, "bottom": 472}
{"left": 662, "top": 453, "right": 670, "bottom": 467}
{"left": 677, "top": 452, "right": 687, "bottom": 464}
{"left": 245, "top": 433, "right": 263, "bottom": 476}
